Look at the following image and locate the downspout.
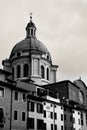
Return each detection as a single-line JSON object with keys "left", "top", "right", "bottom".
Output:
{"left": 10, "top": 89, "right": 12, "bottom": 130}
{"left": 53, "top": 103, "right": 55, "bottom": 130}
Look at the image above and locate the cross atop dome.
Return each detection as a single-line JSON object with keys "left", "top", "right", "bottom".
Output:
{"left": 30, "top": 12, "right": 32, "bottom": 22}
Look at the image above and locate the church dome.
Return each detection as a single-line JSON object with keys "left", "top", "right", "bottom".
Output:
{"left": 2, "top": 15, "right": 58, "bottom": 85}
{"left": 10, "top": 37, "right": 51, "bottom": 58}
{"left": 10, "top": 15, "right": 51, "bottom": 60}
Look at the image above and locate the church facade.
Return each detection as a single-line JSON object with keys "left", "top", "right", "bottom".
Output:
{"left": 0, "top": 16, "right": 87, "bottom": 130}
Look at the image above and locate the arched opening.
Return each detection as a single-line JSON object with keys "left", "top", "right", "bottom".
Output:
{"left": 47, "top": 55, "right": 49, "bottom": 60}
{"left": 31, "top": 29, "right": 33, "bottom": 36}
{"left": 17, "top": 65, "right": 21, "bottom": 78}
{"left": 23, "top": 64, "right": 29, "bottom": 77}
{"left": 12, "top": 67, "right": 14, "bottom": 80}
{"left": 47, "top": 68, "right": 49, "bottom": 80}
{"left": 41, "top": 65, "right": 45, "bottom": 79}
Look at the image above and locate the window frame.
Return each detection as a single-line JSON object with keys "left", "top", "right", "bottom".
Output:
{"left": 14, "top": 91, "right": 18, "bottom": 101}
{"left": 37, "top": 103, "right": 43, "bottom": 113}
{"left": 17, "top": 65, "right": 21, "bottom": 78}
{"left": 23, "top": 64, "right": 29, "bottom": 77}
{"left": 28, "top": 101, "right": 34, "bottom": 112}
{"left": 47, "top": 68, "right": 49, "bottom": 80}
{"left": 27, "top": 117, "right": 34, "bottom": 129}
{"left": 22, "top": 112, "right": 26, "bottom": 121}
{"left": 14, "top": 110, "right": 18, "bottom": 121}
{"left": 0, "top": 87, "right": 4, "bottom": 98}
{"left": 41, "top": 65, "right": 45, "bottom": 79}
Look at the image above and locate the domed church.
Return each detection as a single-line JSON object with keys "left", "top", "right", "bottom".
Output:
{"left": 2, "top": 15, "right": 58, "bottom": 85}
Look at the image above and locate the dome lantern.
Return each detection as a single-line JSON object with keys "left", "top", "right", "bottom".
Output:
{"left": 26, "top": 13, "right": 37, "bottom": 38}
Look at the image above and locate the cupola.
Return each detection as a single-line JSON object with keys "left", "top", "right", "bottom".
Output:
{"left": 26, "top": 13, "right": 36, "bottom": 38}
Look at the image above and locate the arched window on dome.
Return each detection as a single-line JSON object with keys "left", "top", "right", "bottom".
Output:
{"left": 31, "top": 29, "right": 33, "bottom": 36}
{"left": 47, "top": 68, "right": 49, "bottom": 80}
{"left": 23, "top": 64, "right": 29, "bottom": 77}
{"left": 17, "top": 65, "right": 21, "bottom": 78}
{"left": 41, "top": 65, "right": 45, "bottom": 79}
{"left": 12, "top": 67, "right": 14, "bottom": 80}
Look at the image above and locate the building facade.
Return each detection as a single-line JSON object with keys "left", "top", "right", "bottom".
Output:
{"left": 0, "top": 16, "right": 87, "bottom": 130}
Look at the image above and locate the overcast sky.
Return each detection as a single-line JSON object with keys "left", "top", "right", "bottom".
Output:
{"left": 0, "top": 0, "right": 87, "bottom": 84}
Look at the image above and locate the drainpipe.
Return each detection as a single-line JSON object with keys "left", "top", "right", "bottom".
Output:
{"left": 53, "top": 103, "right": 55, "bottom": 130}
{"left": 10, "top": 89, "right": 12, "bottom": 130}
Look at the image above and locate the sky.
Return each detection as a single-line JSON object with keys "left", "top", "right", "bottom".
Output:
{"left": 0, "top": 0, "right": 87, "bottom": 84}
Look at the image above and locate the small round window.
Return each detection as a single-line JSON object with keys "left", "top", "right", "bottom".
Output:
{"left": 17, "top": 52, "right": 21, "bottom": 57}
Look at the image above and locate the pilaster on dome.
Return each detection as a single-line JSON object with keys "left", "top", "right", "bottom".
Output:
{"left": 26, "top": 13, "right": 37, "bottom": 38}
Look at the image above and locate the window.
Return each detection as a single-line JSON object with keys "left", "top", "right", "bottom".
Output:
{"left": 0, "top": 87, "right": 4, "bottom": 98}
{"left": 81, "top": 120, "right": 83, "bottom": 125}
{"left": 14, "top": 111, "right": 18, "bottom": 120}
{"left": 65, "top": 126, "right": 67, "bottom": 130}
{"left": 54, "top": 113, "right": 57, "bottom": 120}
{"left": 28, "top": 29, "right": 30, "bottom": 36}
{"left": 17, "top": 52, "right": 21, "bottom": 57}
{"left": 27, "top": 118, "right": 34, "bottom": 129}
{"left": 37, "top": 119, "right": 43, "bottom": 129}
{"left": 31, "top": 29, "right": 33, "bottom": 35}
{"left": 12, "top": 67, "right": 14, "bottom": 79}
{"left": 37, "top": 103, "right": 43, "bottom": 113}
{"left": 55, "top": 124, "right": 57, "bottom": 130}
{"left": 28, "top": 101, "right": 34, "bottom": 112}
{"left": 61, "top": 114, "right": 63, "bottom": 121}
{"left": 51, "top": 112, "right": 53, "bottom": 119}
{"left": 0, "top": 108, "right": 4, "bottom": 123}
{"left": 47, "top": 55, "right": 49, "bottom": 60}
{"left": 73, "top": 117, "right": 75, "bottom": 124}
{"left": 41, "top": 65, "right": 45, "bottom": 78}
{"left": 61, "top": 125, "right": 63, "bottom": 130}
{"left": 47, "top": 68, "right": 49, "bottom": 80}
{"left": 22, "top": 93, "right": 26, "bottom": 101}
{"left": 22, "top": 112, "right": 26, "bottom": 121}
{"left": 0, "top": 108, "right": 4, "bottom": 128}
{"left": 64, "top": 107, "right": 66, "bottom": 111}
{"left": 23, "top": 64, "right": 29, "bottom": 77}
{"left": 34, "top": 30, "right": 35, "bottom": 36}
{"left": 78, "top": 119, "right": 80, "bottom": 125}
{"left": 43, "top": 123, "right": 46, "bottom": 130}
{"left": 51, "top": 124, "right": 53, "bottom": 130}
{"left": 43, "top": 110, "right": 46, "bottom": 118}
{"left": 64, "top": 114, "right": 67, "bottom": 121}
{"left": 17, "top": 65, "right": 21, "bottom": 78}
{"left": 14, "top": 91, "right": 18, "bottom": 101}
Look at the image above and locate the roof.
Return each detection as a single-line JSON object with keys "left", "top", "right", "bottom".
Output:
{"left": 26, "top": 21, "right": 36, "bottom": 29}
{"left": 16, "top": 80, "right": 36, "bottom": 92}
{"left": 0, "top": 69, "right": 12, "bottom": 75}
{"left": 10, "top": 37, "right": 51, "bottom": 58}
{"left": 73, "top": 79, "right": 87, "bottom": 89}
{"left": 42, "top": 80, "right": 79, "bottom": 89}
